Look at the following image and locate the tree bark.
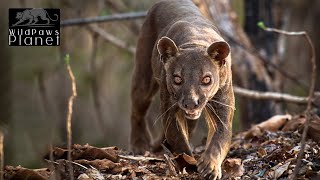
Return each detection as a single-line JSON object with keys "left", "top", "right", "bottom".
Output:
{"left": 0, "top": 0, "right": 12, "bottom": 165}
{"left": 204, "top": 0, "right": 273, "bottom": 129}
{"left": 243, "top": 0, "right": 275, "bottom": 123}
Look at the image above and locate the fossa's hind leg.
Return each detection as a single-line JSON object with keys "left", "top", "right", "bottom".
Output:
{"left": 130, "top": 17, "right": 158, "bottom": 154}
{"left": 130, "top": 76, "right": 158, "bottom": 154}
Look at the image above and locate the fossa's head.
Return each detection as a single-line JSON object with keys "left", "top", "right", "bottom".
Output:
{"left": 157, "top": 37, "right": 230, "bottom": 119}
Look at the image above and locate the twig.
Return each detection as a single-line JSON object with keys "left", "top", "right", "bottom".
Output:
{"left": 233, "top": 86, "right": 309, "bottom": 104}
{"left": 221, "top": 32, "right": 307, "bottom": 89}
{"left": 258, "top": 23, "right": 317, "bottom": 179}
{"left": 118, "top": 155, "right": 163, "bottom": 162}
{"left": 164, "top": 154, "right": 178, "bottom": 176}
{"left": 67, "top": 160, "right": 88, "bottom": 170}
{"left": 88, "top": 24, "right": 135, "bottom": 54}
{"left": 161, "top": 143, "right": 174, "bottom": 156}
{"left": 44, "top": 159, "right": 59, "bottom": 165}
{"left": 65, "top": 54, "right": 77, "bottom": 180}
{"left": 61, "top": 11, "right": 147, "bottom": 27}
{"left": 0, "top": 131, "right": 3, "bottom": 180}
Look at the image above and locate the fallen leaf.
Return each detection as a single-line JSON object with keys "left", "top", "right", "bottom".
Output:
{"left": 78, "top": 173, "right": 93, "bottom": 180}
{"left": 244, "top": 115, "right": 292, "bottom": 139}
{"left": 73, "top": 144, "right": 119, "bottom": 162}
{"left": 44, "top": 147, "right": 68, "bottom": 160}
{"left": 244, "top": 125, "right": 263, "bottom": 139}
{"left": 9, "top": 168, "right": 47, "bottom": 180}
{"left": 257, "top": 148, "right": 267, "bottom": 158}
{"left": 308, "top": 115, "right": 320, "bottom": 143}
{"left": 282, "top": 116, "right": 305, "bottom": 132}
{"left": 85, "top": 168, "right": 104, "bottom": 180}
{"left": 289, "top": 145, "right": 300, "bottom": 155}
{"left": 76, "top": 159, "right": 117, "bottom": 171}
{"left": 222, "top": 158, "right": 244, "bottom": 178}
{"left": 173, "top": 153, "right": 197, "bottom": 172}
{"left": 272, "top": 161, "right": 290, "bottom": 179}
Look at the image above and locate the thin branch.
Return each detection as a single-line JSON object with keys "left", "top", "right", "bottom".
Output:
{"left": 61, "top": 11, "right": 147, "bottom": 27}
{"left": 65, "top": 55, "right": 77, "bottom": 180}
{"left": 88, "top": 24, "right": 135, "bottom": 54}
{"left": 221, "top": 32, "right": 308, "bottom": 89}
{"left": 264, "top": 28, "right": 306, "bottom": 36}
{"left": 233, "top": 86, "right": 309, "bottom": 104}
{"left": 67, "top": 160, "right": 88, "bottom": 170}
{"left": 260, "top": 25, "right": 316, "bottom": 180}
{"left": 118, "top": 155, "right": 163, "bottom": 162}
{"left": 164, "top": 154, "right": 178, "bottom": 176}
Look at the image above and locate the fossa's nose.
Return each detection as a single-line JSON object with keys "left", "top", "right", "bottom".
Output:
{"left": 183, "top": 98, "right": 199, "bottom": 110}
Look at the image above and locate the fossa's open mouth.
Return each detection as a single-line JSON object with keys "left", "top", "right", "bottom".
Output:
{"left": 184, "top": 109, "right": 201, "bottom": 119}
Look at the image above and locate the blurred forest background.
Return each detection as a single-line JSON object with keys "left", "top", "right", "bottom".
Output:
{"left": 0, "top": 0, "right": 319, "bottom": 169}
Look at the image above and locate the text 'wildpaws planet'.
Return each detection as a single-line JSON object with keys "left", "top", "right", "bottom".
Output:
{"left": 8, "top": 8, "right": 60, "bottom": 46}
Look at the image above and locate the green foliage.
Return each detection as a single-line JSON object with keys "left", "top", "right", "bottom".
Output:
{"left": 64, "top": 54, "right": 70, "bottom": 65}
{"left": 257, "top": 21, "right": 266, "bottom": 30}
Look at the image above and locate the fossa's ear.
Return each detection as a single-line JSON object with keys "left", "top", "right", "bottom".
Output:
{"left": 157, "top": 36, "right": 179, "bottom": 63}
{"left": 207, "top": 41, "right": 230, "bottom": 66}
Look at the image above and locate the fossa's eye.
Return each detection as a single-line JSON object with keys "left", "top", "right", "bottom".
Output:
{"left": 201, "top": 76, "right": 211, "bottom": 85}
{"left": 173, "top": 76, "right": 183, "bottom": 85}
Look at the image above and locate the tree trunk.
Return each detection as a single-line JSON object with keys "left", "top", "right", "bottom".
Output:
{"left": 0, "top": 1, "right": 12, "bottom": 164}
{"left": 243, "top": 0, "right": 275, "bottom": 123}
{"left": 204, "top": 0, "right": 274, "bottom": 129}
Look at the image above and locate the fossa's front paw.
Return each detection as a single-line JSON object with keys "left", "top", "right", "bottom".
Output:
{"left": 197, "top": 152, "right": 222, "bottom": 180}
{"left": 130, "top": 133, "right": 150, "bottom": 155}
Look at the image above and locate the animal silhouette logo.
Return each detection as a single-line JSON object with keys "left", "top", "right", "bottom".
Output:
{"left": 8, "top": 8, "right": 60, "bottom": 46}
{"left": 12, "top": 8, "right": 58, "bottom": 27}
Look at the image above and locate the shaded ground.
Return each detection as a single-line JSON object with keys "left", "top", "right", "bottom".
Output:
{"left": 4, "top": 114, "right": 320, "bottom": 179}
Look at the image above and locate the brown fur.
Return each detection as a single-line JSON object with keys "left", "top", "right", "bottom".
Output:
{"left": 130, "top": 0, "right": 234, "bottom": 179}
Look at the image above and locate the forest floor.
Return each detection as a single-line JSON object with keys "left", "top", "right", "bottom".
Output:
{"left": 4, "top": 114, "right": 320, "bottom": 179}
